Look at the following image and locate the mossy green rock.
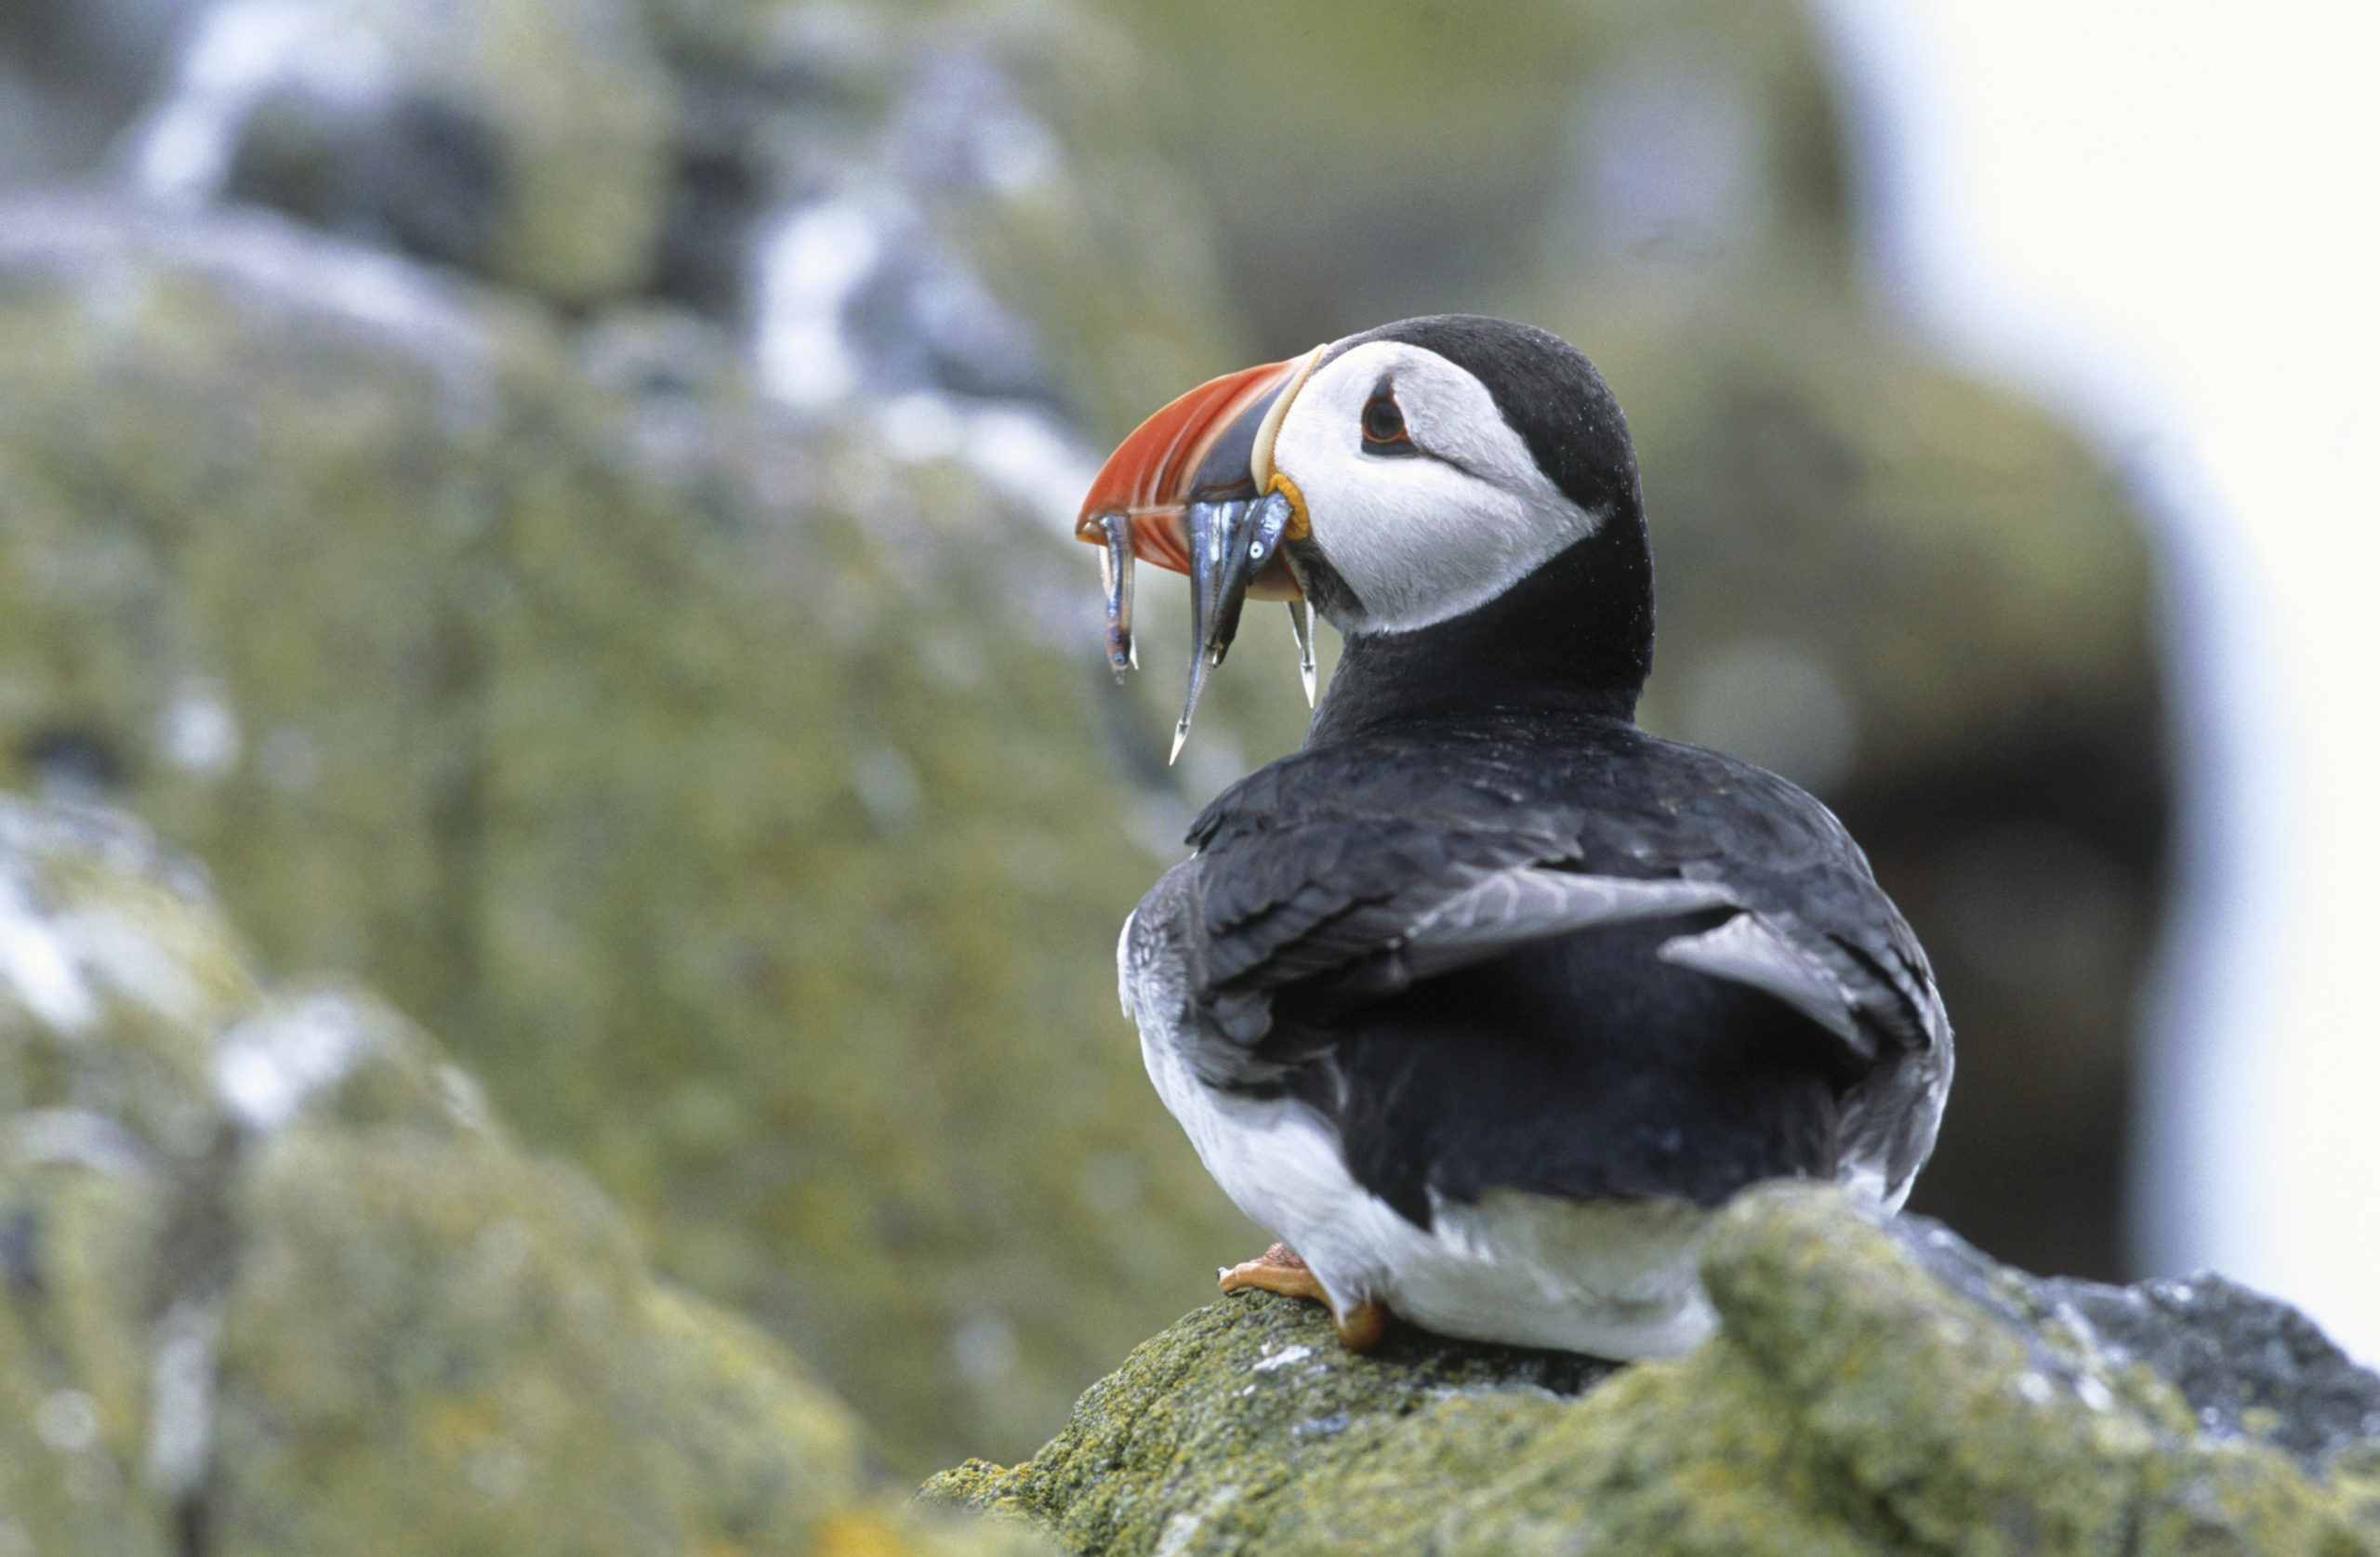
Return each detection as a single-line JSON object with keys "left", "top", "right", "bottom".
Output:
{"left": 927, "top": 1184, "right": 2380, "bottom": 1556}
{"left": 0, "top": 791, "right": 1049, "bottom": 1555}
{"left": 0, "top": 194, "right": 1250, "bottom": 1472}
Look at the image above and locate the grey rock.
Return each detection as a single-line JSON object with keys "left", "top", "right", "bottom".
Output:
{"left": 2038, "top": 1273, "right": 2380, "bottom": 1470}
{"left": 0, "top": 789, "right": 1051, "bottom": 1555}
{"left": 0, "top": 0, "right": 194, "bottom": 189}
{"left": 633, "top": 0, "right": 1245, "bottom": 439}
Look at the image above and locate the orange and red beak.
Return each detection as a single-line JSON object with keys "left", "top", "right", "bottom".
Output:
{"left": 1078, "top": 347, "right": 1326, "bottom": 759}
{"left": 1075, "top": 349, "right": 1319, "bottom": 574}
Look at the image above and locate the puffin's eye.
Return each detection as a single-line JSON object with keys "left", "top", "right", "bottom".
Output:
{"left": 1360, "top": 389, "right": 1414, "bottom": 454}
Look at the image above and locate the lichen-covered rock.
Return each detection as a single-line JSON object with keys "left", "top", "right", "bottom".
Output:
{"left": 927, "top": 1183, "right": 2380, "bottom": 1556}
{"left": 126, "top": 0, "right": 678, "bottom": 305}
{"left": 0, "top": 791, "right": 1050, "bottom": 1555}
{"left": 0, "top": 801, "right": 243, "bottom": 1554}
{"left": 0, "top": 193, "right": 1252, "bottom": 1472}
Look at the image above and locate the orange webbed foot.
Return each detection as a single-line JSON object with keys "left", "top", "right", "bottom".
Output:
{"left": 1219, "top": 1242, "right": 1329, "bottom": 1301}
{"left": 1218, "top": 1243, "right": 1390, "bottom": 1352}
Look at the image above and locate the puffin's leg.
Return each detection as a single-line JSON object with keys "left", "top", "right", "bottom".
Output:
{"left": 1218, "top": 1243, "right": 1390, "bottom": 1352}
{"left": 1329, "top": 1297, "right": 1389, "bottom": 1352}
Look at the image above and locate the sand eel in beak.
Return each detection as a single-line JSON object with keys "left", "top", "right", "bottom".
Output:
{"left": 1084, "top": 315, "right": 1953, "bottom": 1356}
{"left": 1078, "top": 346, "right": 1325, "bottom": 760}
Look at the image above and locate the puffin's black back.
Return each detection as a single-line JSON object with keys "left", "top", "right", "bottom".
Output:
{"left": 1186, "top": 711, "right": 1928, "bottom": 1224}
{"left": 1302, "top": 918, "right": 1852, "bottom": 1221}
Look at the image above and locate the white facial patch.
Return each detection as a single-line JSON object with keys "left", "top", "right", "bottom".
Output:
{"left": 1271, "top": 340, "right": 1607, "bottom": 633}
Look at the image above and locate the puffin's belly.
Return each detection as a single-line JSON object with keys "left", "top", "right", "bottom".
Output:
{"left": 1137, "top": 1017, "right": 1715, "bottom": 1359}
{"left": 1409, "top": 1191, "right": 1716, "bottom": 1357}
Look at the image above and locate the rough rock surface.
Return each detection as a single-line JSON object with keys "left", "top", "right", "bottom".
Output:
{"left": 0, "top": 791, "right": 1048, "bottom": 1555}
{"left": 0, "top": 193, "right": 1257, "bottom": 1471}
{"left": 927, "top": 1184, "right": 2380, "bottom": 1556}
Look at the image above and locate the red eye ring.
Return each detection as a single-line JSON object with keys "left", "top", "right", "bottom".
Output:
{"left": 1361, "top": 393, "right": 1406, "bottom": 445}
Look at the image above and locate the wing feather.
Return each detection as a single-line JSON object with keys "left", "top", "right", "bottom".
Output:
{"left": 1401, "top": 869, "right": 1737, "bottom": 981}
{"left": 1656, "top": 911, "right": 1868, "bottom": 1054}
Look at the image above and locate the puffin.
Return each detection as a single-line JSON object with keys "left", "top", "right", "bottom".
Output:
{"left": 1078, "top": 314, "right": 1951, "bottom": 1358}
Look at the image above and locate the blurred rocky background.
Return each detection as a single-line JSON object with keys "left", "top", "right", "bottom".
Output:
{"left": 0, "top": 796, "right": 1046, "bottom": 1555}
{"left": 0, "top": 0, "right": 2167, "bottom": 1487}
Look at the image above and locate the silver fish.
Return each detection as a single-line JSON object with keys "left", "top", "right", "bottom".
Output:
{"left": 1093, "top": 511, "right": 1136, "bottom": 679}
{"left": 1288, "top": 596, "right": 1316, "bottom": 707}
{"left": 1173, "top": 490, "right": 1296, "bottom": 763}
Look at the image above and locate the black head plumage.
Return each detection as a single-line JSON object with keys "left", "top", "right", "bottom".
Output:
{"left": 1304, "top": 315, "right": 1656, "bottom": 740}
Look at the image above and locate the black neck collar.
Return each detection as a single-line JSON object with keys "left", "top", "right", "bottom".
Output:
{"left": 1304, "top": 520, "right": 1654, "bottom": 746}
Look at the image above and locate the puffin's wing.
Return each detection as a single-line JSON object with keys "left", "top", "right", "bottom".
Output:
{"left": 1653, "top": 912, "right": 1871, "bottom": 1050}
{"left": 1195, "top": 814, "right": 1736, "bottom": 991}
{"left": 1711, "top": 856, "right": 1951, "bottom": 1067}
{"left": 1399, "top": 867, "right": 1738, "bottom": 980}
{"left": 1731, "top": 891, "right": 1951, "bottom": 1207}
{"left": 1607, "top": 754, "right": 1953, "bottom": 1206}
{"left": 1149, "top": 729, "right": 1948, "bottom": 1104}
{"left": 1652, "top": 902, "right": 1953, "bottom": 1065}
{"left": 1142, "top": 812, "right": 1737, "bottom": 1097}
{"left": 1571, "top": 742, "right": 1951, "bottom": 1065}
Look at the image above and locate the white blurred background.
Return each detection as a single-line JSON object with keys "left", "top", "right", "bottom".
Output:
{"left": 1828, "top": 0, "right": 2380, "bottom": 1356}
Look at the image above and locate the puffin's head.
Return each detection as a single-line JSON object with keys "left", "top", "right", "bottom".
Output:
{"left": 1079, "top": 315, "right": 1648, "bottom": 756}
